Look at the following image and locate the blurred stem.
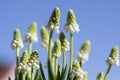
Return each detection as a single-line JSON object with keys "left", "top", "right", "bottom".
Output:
{"left": 27, "top": 41, "right": 32, "bottom": 80}
{"left": 16, "top": 47, "right": 19, "bottom": 67}
{"left": 48, "top": 29, "right": 54, "bottom": 60}
{"left": 104, "top": 64, "right": 112, "bottom": 80}
{"left": 70, "top": 33, "right": 73, "bottom": 71}
{"left": 48, "top": 29, "right": 54, "bottom": 80}
{"left": 62, "top": 51, "right": 66, "bottom": 69}
{"left": 16, "top": 47, "right": 19, "bottom": 80}
{"left": 79, "top": 61, "right": 82, "bottom": 68}
{"left": 22, "top": 72, "right": 25, "bottom": 80}
{"left": 31, "top": 67, "right": 34, "bottom": 80}
{"left": 28, "top": 41, "right": 32, "bottom": 59}
{"left": 54, "top": 57, "right": 58, "bottom": 80}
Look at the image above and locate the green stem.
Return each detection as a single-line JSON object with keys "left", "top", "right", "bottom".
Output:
{"left": 31, "top": 67, "right": 34, "bottom": 80}
{"left": 62, "top": 51, "right": 66, "bottom": 69}
{"left": 70, "top": 33, "right": 73, "bottom": 71}
{"left": 16, "top": 47, "right": 19, "bottom": 80}
{"left": 27, "top": 41, "right": 32, "bottom": 80}
{"left": 28, "top": 41, "right": 32, "bottom": 59}
{"left": 48, "top": 29, "right": 54, "bottom": 60}
{"left": 16, "top": 47, "right": 19, "bottom": 67}
{"left": 104, "top": 64, "right": 112, "bottom": 80}
{"left": 54, "top": 57, "right": 58, "bottom": 80}
{"left": 48, "top": 29, "right": 54, "bottom": 80}
{"left": 22, "top": 72, "right": 25, "bottom": 80}
{"left": 79, "top": 61, "right": 82, "bottom": 68}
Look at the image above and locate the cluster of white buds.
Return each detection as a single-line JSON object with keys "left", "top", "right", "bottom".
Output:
{"left": 11, "top": 28, "right": 24, "bottom": 49}
{"left": 64, "top": 9, "right": 80, "bottom": 34}
{"left": 70, "top": 61, "right": 84, "bottom": 79}
{"left": 46, "top": 7, "right": 60, "bottom": 33}
{"left": 59, "top": 32, "right": 69, "bottom": 52}
{"left": 25, "top": 22, "right": 38, "bottom": 42}
{"left": 27, "top": 50, "right": 40, "bottom": 69}
{"left": 17, "top": 50, "right": 30, "bottom": 73}
{"left": 40, "top": 26, "right": 49, "bottom": 48}
{"left": 106, "top": 46, "right": 119, "bottom": 67}
{"left": 77, "top": 40, "right": 90, "bottom": 64}
{"left": 96, "top": 71, "right": 104, "bottom": 80}
{"left": 52, "top": 39, "right": 61, "bottom": 58}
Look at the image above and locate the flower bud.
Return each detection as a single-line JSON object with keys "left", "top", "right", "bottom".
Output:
{"left": 11, "top": 28, "right": 24, "bottom": 49}
{"left": 77, "top": 40, "right": 91, "bottom": 64}
{"left": 52, "top": 39, "right": 61, "bottom": 58}
{"left": 96, "top": 71, "right": 104, "bottom": 80}
{"left": 40, "top": 26, "right": 49, "bottom": 48}
{"left": 106, "top": 46, "right": 119, "bottom": 67}
{"left": 46, "top": 7, "right": 60, "bottom": 33}
{"left": 59, "top": 32, "right": 69, "bottom": 52}
{"left": 25, "top": 22, "right": 38, "bottom": 42}
{"left": 64, "top": 9, "right": 80, "bottom": 33}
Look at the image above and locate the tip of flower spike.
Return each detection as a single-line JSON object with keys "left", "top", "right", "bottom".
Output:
{"left": 11, "top": 28, "right": 24, "bottom": 49}
{"left": 80, "top": 40, "right": 91, "bottom": 54}
{"left": 52, "top": 39, "right": 61, "bottom": 58}
{"left": 25, "top": 22, "right": 38, "bottom": 42}
{"left": 96, "top": 71, "right": 104, "bottom": 80}
{"left": 46, "top": 7, "right": 60, "bottom": 31}
{"left": 106, "top": 46, "right": 119, "bottom": 67}
{"left": 67, "top": 9, "right": 76, "bottom": 24}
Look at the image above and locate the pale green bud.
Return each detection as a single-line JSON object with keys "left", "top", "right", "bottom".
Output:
{"left": 52, "top": 39, "right": 61, "bottom": 58}
{"left": 59, "top": 32, "right": 69, "bottom": 52}
{"left": 46, "top": 7, "right": 60, "bottom": 33}
{"left": 80, "top": 40, "right": 90, "bottom": 54}
{"left": 25, "top": 22, "right": 38, "bottom": 42}
{"left": 64, "top": 9, "right": 80, "bottom": 33}
{"left": 106, "top": 46, "right": 119, "bottom": 66}
{"left": 96, "top": 71, "right": 104, "bottom": 80}
{"left": 67, "top": 9, "right": 76, "bottom": 25}
{"left": 40, "top": 26, "right": 49, "bottom": 48}
{"left": 82, "top": 72, "right": 87, "bottom": 80}
{"left": 70, "top": 61, "right": 84, "bottom": 79}
{"left": 28, "top": 50, "right": 39, "bottom": 68}
{"left": 20, "top": 50, "right": 28, "bottom": 65}
{"left": 77, "top": 40, "right": 91, "bottom": 64}
{"left": 11, "top": 28, "right": 23, "bottom": 49}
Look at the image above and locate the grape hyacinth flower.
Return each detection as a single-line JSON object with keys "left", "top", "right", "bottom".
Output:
{"left": 18, "top": 50, "right": 29, "bottom": 72}
{"left": 59, "top": 32, "right": 69, "bottom": 52}
{"left": 70, "top": 61, "right": 84, "bottom": 80}
{"left": 25, "top": 22, "right": 38, "bottom": 43}
{"left": 77, "top": 40, "right": 90, "bottom": 66}
{"left": 52, "top": 39, "right": 61, "bottom": 79}
{"left": 64, "top": 9, "right": 80, "bottom": 71}
{"left": 40, "top": 26, "right": 49, "bottom": 49}
{"left": 59, "top": 32, "right": 69, "bottom": 68}
{"left": 96, "top": 71, "right": 104, "bottom": 80}
{"left": 106, "top": 46, "right": 119, "bottom": 67}
{"left": 28, "top": 50, "right": 39, "bottom": 69}
{"left": 104, "top": 46, "right": 119, "bottom": 80}
{"left": 11, "top": 28, "right": 24, "bottom": 50}
{"left": 52, "top": 39, "right": 61, "bottom": 58}
{"left": 64, "top": 9, "right": 80, "bottom": 33}
{"left": 46, "top": 7, "right": 60, "bottom": 33}
{"left": 11, "top": 29, "right": 24, "bottom": 67}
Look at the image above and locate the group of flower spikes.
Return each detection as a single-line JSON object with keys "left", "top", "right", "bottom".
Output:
{"left": 11, "top": 7, "right": 119, "bottom": 80}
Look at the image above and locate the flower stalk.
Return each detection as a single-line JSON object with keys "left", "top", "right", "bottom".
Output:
{"left": 70, "top": 33, "right": 73, "bottom": 71}
{"left": 104, "top": 64, "right": 112, "bottom": 80}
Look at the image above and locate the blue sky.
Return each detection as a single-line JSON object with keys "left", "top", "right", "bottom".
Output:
{"left": 0, "top": 0, "right": 120, "bottom": 80}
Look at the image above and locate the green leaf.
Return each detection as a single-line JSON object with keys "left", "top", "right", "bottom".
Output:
{"left": 61, "top": 64, "right": 68, "bottom": 80}
{"left": 57, "top": 64, "right": 61, "bottom": 80}
{"left": 67, "top": 67, "right": 71, "bottom": 80}
{"left": 39, "top": 62, "right": 46, "bottom": 80}
{"left": 34, "top": 69, "right": 42, "bottom": 80}
{"left": 48, "top": 59, "right": 54, "bottom": 80}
